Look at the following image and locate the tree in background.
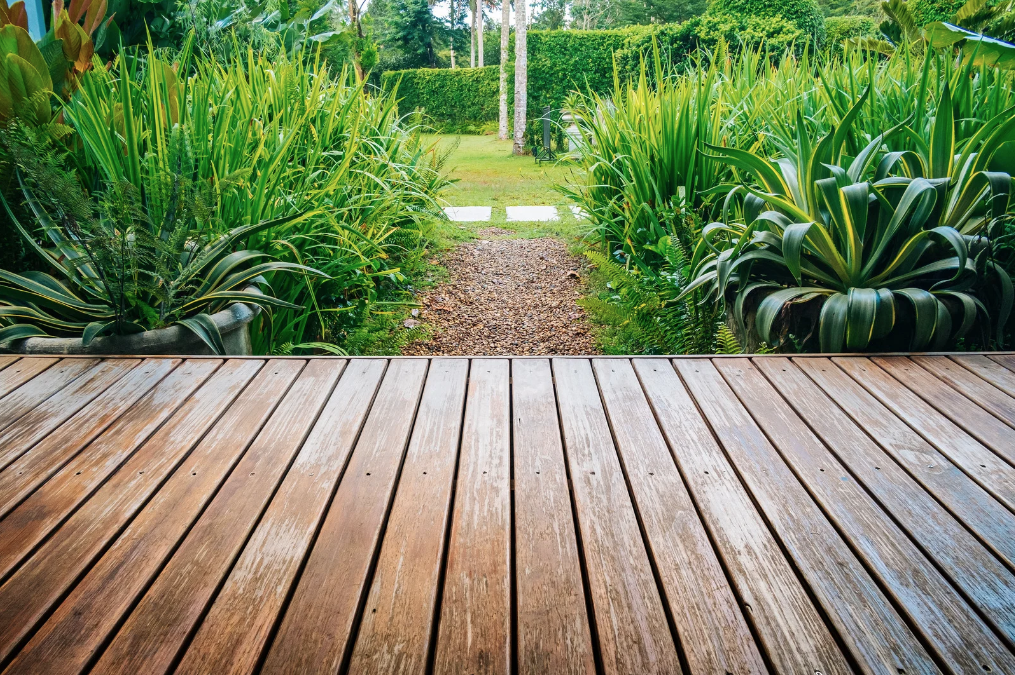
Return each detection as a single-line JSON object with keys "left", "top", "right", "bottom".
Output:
{"left": 499, "top": 0, "right": 509, "bottom": 138}
{"left": 615, "top": 0, "right": 704, "bottom": 25}
{"left": 388, "top": 0, "right": 446, "bottom": 67}
{"left": 532, "top": 0, "right": 565, "bottom": 29}
{"left": 513, "top": 0, "right": 526, "bottom": 154}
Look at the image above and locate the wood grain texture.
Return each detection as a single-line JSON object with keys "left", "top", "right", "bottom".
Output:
{"left": 676, "top": 359, "right": 940, "bottom": 675}
{"left": 433, "top": 359, "right": 512, "bottom": 675}
{"left": 90, "top": 360, "right": 341, "bottom": 675}
{"left": 636, "top": 359, "right": 852, "bottom": 674}
{"left": 874, "top": 356, "right": 1015, "bottom": 464}
{"left": 0, "top": 358, "right": 207, "bottom": 580}
{"left": 794, "top": 357, "right": 1015, "bottom": 569}
{"left": 552, "top": 358, "right": 681, "bottom": 675}
{"left": 0, "top": 355, "right": 1012, "bottom": 672}
{"left": 0, "top": 358, "right": 99, "bottom": 434}
{"left": 834, "top": 357, "right": 1015, "bottom": 511}
{"left": 914, "top": 356, "right": 1015, "bottom": 427}
{"left": 0, "top": 359, "right": 140, "bottom": 473}
{"left": 347, "top": 358, "right": 469, "bottom": 675}
{"left": 260, "top": 359, "right": 428, "bottom": 675}
{"left": 511, "top": 359, "right": 596, "bottom": 675}
{"left": 0, "top": 358, "right": 253, "bottom": 667}
{"left": 0, "top": 358, "right": 174, "bottom": 513}
{"left": 952, "top": 354, "right": 1015, "bottom": 397}
{"left": 175, "top": 360, "right": 386, "bottom": 675}
{"left": 0, "top": 357, "right": 57, "bottom": 398}
{"left": 0, "top": 356, "right": 17, "bottom": 372}
{"left": 593, "top": 358, "right": 767, "bottom": 675}
{"left": 720, "top": 358, "right": 1015, "bottom": 670}
{"left": 5, "top": 360, "right": 291, "bottom": 675}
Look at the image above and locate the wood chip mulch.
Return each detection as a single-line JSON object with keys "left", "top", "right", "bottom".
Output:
{"left": 402, "top": 236, "right": 599, "bottom": 356}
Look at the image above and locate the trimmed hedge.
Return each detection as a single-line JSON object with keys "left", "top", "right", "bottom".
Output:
{"left": 824, "top": 15, "right": 877, "bottom": 53}
{"left": 708, "top": 0, "right": 826, "bottom": 44}
{"left": 380, "top": 65, "right": 507, "bottom": 132}
{"left": 910, "top": 0, "right": 965, "bottom": 25}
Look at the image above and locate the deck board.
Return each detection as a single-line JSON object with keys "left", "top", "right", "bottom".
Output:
{"left": 0, "top": 354, "right": 1012, "bottom": 673}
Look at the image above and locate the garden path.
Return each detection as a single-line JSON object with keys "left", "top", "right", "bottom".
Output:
{"left": 404, "top": 136, "right": 598, "bottom": 356}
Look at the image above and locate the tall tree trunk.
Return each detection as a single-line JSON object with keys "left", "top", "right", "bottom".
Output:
{"left": 349, "top": 0, "right": 364, "bottom": 80}
{"left": 470, "top": 0, "right": 476, "bottom": 67}
{"left": 498, "top": 0, "right": 509, "bottom": 139}
{"left": 478, "top": 5, "right": 484, "bottom": 67}
{"left": 512, "top": 0, "right": 526, "bottom": 154}
{"left": 450, "top": 0, "right": 456, "bottom": 68}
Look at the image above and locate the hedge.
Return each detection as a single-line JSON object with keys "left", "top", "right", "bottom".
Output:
{"left": 380, "top": 65, "right": 506, "bottom": 132}
{"left": 824, "top": 15, "right": 878, "bottom": 54}
{"left": 708, "top": 0, "right": 826, "bottom": 44}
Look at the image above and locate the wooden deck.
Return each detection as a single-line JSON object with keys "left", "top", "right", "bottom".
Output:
{"left": 0, "top": 355, "right": 1013, "bottom": 674}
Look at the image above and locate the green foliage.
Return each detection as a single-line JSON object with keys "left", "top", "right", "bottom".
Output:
{"left": 381, "top": 65, "right": 505, "bottom": 131}
{"left": 685, "top": 84, "right": 1015, "bottom": 351}
{"left": 0, "top": 129, "right": 322, "bottom": 352}
{"left": 825, "top": 14, "right": 878, "bottom": 52}
{"left": 910, "top": 0, "right": 966, "bottom": 25}
{"left": 581, "top": 244, "right": 726, "bottom": 355}
{"left": 708, "top": 0, "right": 827, "bottom": 43}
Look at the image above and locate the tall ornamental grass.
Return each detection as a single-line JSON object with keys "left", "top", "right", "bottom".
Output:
{"left": 66, "top": 37, "right": 449, "bottom": 353}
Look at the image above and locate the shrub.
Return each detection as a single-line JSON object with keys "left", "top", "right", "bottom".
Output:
{"left": 910, "top": 0, "right": 966, "bottom": 25}
{"left": 381, "top": 65, "right": 505, "bottom": 131}
{"left": 707, "top": 0, "right": 827, "bottom": 44}
{"left": 824, "top": 14, "right": 877, "bottom": 53}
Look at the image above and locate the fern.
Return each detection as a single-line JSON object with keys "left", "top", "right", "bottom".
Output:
{"left": 715, "top": 325, "right": 743, "bottom": 355}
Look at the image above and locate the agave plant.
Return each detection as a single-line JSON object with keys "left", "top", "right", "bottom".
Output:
{"left": 685, "top": 86, "right": 1014, "bottom": 351}
{"left": 0, "top": 134, "right": 326, "bottom": 353}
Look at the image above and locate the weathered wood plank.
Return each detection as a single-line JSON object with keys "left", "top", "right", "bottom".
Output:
{"left": 990, "top": 354, "right": 1015, "bottom": 374}
{"left": 951, "top": 354, "right": 1015, "bottom": 397}
{"left": 874, "top": 356, "right": 1015, "bottom": 463}
{"left": 0, "top": 359, "right": 254, "bottom": 667}
{"left": 0, "top": 359, "right": 173, "bottom": 511}
{"left": 85, "top": 360, "right": 340, "bottom": 675}
{"left": 0, "top": 359, "right": 210, "bottom": 579}
{"left": 0, "top": 356, "right": 17, "bottom": 372}
{"left": 635, "top": 359, "right": 850, "bottom": 674}
{"left": 173, "top": 360, "right": 385, "bottom": 675}
{"left": 794, "top": 357, "right": 1015, "bottom": 569}
{"left": 833, "top": 357, "right": 1015, "bottom": 511}
{"left": 593, "top": 358, "right": 767, "bottom": 675}
{"left": 0, "top": 358, "right": 99, "bottom": 434}
{"left": 723, "top": 358, "right": 1015, "bottom": 669}
{"left": 676, "top": 359, "right": 939, "bottom": 674}
{"left": 510, "top": 359, "right": 596, "bottom": 675}
{"left": 0, "top": 357, "right": 58, "bottom": 398}
{"left": 914, "top": 356, "right": 1015, "bottom": 427}
{"left": 347, "top": 358, "right": 469, "bottom": 674}
{"left": 0, "top": 359, "right": 141, "bottom": 473}
{"left": 433, "top": 359, "right": 512, "bottom": 675}
{"left": 552, "top": 358, "right": 681, "bottom": 675}
{"left": 3, "top": 360, "right": 283, "bottom": 675}
{"left": 260, "top": 359, "right": 428, "bottom": 675}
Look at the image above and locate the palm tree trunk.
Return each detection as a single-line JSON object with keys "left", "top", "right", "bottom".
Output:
{"left": 478, "top": 5, "right": 484, "bottom": 67}
{"left": 512, "top": 0, "right": 527, "bottom": 154}
{"left": 470, "top": 0, "right": 476, "bottom": 68}
{"left": 498, "top": 0, "right": 509, "bottom": 139}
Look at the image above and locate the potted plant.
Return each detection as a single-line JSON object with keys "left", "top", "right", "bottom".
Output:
{"left": 0, "top": 137, "right": 324, "bottom": 355}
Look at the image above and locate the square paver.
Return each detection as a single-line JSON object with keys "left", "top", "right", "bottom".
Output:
{"left": 506, "top": 206, "right": 559, "bottom": 222}
{"left": 569, "top": 205, "right": 589, "bottom": 220}
{"left": 444, "top": 206, "right": 492, "bottom": 222}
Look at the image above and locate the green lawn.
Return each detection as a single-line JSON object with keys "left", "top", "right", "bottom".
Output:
{"left": 425, "top": 134, "right": 585, "bottom": 240}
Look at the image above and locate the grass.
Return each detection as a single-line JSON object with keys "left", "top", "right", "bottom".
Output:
{"left": 423, "top": 133, "right": 587, "bottom": 245}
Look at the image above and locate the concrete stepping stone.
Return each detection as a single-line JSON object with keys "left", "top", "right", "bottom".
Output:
{"left": 444, "top": 206, "right": 492, "bottom": 222}
{"left": 506, "top": 206, "right": 559, "bottom": 222}
{"left": 569, "top": 205, "right": 588, "bottom": 220}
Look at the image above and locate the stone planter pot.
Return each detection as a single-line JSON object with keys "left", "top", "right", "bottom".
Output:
{"left": 11, "top": 300, "right": 261, "bottom": 356}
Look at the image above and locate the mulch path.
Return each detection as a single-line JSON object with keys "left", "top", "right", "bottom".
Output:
{"left": 402, "top": 236, "right": 598, "bottom": 356}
